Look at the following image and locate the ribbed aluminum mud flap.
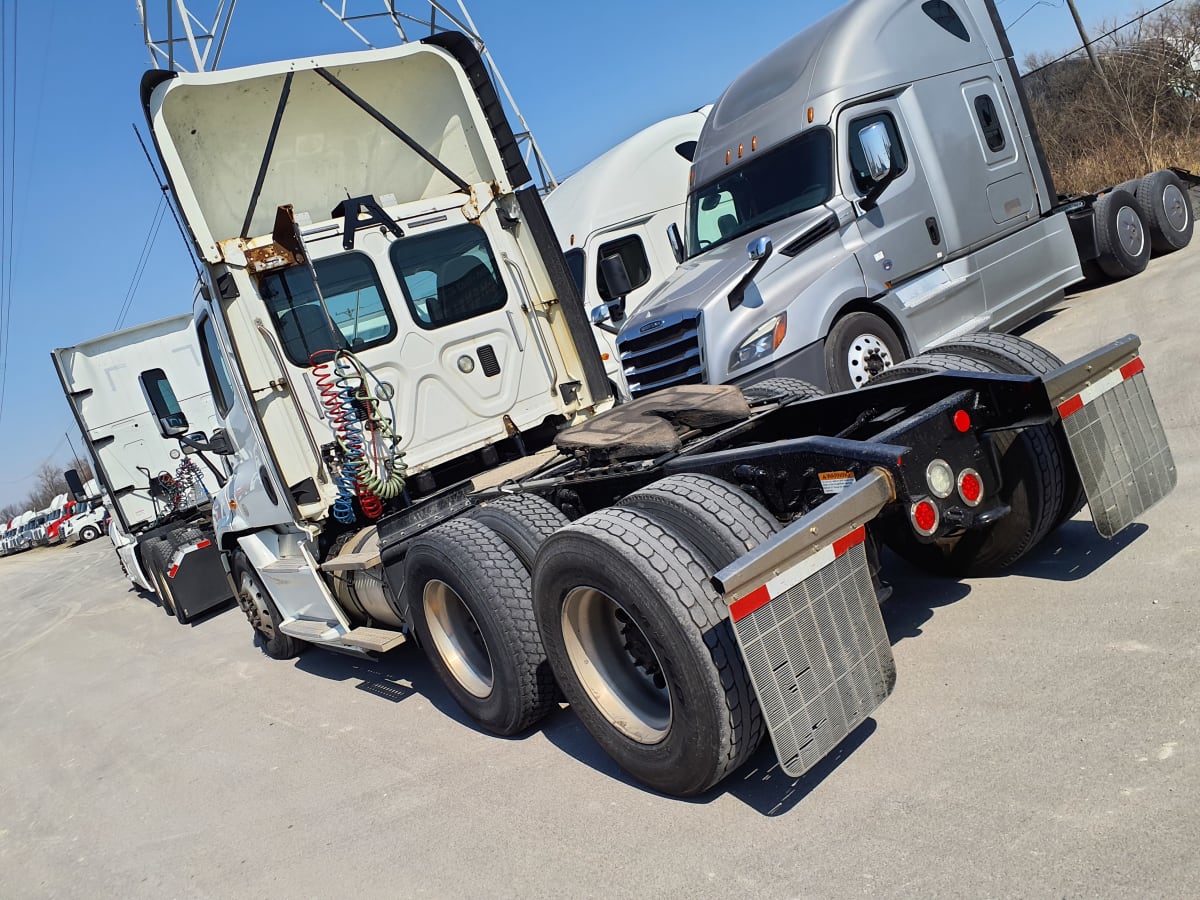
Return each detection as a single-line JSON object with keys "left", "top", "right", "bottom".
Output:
{"left": 1057, "top": 357, "right": 1176, "bottom": 538}
{"left": 728, "top": 526, "right": 895, "bottom": 778}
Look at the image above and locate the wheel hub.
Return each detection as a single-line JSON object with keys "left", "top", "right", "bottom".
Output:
{"left": 561, "top": 587, "right": 671, "bottom": 744}
{"left": 1163, "top": 184, "right": 1189, "bottom": 232}
{"left": 237, "top": 574, "right": 275, "bottom": 639}
{"left": 423, "top": 579, "right": 494, "bottom": 699}
{"left": 847, "top": 333, "right": 895, "bottom": 387}
{"left": 1115, "top": 205, "right": 1145, "bottom": 257}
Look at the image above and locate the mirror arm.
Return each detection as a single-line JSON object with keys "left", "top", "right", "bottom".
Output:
{"left": 729, "top": 245, "right": 773, "bottom": 311}
{"left": 859, "top": 170, "right": 898, "bottom": 213}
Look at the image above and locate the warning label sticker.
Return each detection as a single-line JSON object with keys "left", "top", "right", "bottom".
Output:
{"left": 819, "top": 470, "right": 856, "bottom": 494}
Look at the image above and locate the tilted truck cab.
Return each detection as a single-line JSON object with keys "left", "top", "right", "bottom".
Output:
{"left": 615, "top": 0, "right": 1191, "bottom": 397}
{"left": 135, "top": 28, "right": 1179, "bottom": 799}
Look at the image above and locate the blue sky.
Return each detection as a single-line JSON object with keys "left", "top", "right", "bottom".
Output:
{"left": 0, "top": 0, "right": 1149, "bottom": 508}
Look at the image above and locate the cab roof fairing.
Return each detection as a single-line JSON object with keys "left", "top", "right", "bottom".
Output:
{"left": 691, "top": 0, "right": 1007, "bottom": 189}
{"left": 142, "top": 40, "right": 516, "bottom": 264}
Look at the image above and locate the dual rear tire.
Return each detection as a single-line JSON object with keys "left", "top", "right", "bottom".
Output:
{"left": 405, "top": 477, "right": 776, "bottom": 796}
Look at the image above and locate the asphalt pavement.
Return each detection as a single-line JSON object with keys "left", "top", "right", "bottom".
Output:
{"left": 2, "top": 239, "right": 1198, "bottom": 899}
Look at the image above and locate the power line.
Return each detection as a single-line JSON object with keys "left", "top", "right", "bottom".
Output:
{"left": 113, "top": 195, "right": 168, "bottom": 331}
{"left": 0, "top": 0, "right": 16, "bottom": 429}
{"left": 1023, "top": 0, "right": 1180, "bottom": 77}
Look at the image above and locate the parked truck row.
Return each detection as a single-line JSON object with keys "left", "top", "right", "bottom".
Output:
{"left": 48, "top": 0, "right": 1185, "bottom": 798}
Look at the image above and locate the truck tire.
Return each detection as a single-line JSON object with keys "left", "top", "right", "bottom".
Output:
{"left": 1094, "top": 189, "right": 1150, "bottom": 279}
{"left": 405, "top": 517, "right": 558, "bottom": 736}
{"left": 1137, "top": 169, "right": 1193, "bottom": 255}
{"left": 79, "top": 525, "right": 100, "bottom": 542}
{"left": 928, "top": 332, "right": 1085, "bottom": 525}
{"left": 622, "top": 473, "right": 778, "bottom": 569}
{"left": 825, "top": 312, "right": 906, "bottom": 392}
{"left": 740, "top": 377, "right": 824, "bottom": 405}
{"left": 231, "top": 552, "right": 304, "bottom": 660}
{"left": 465, "top": 493, "right": 569, "bottom": 572}
{"left": 875, "top": 351, "right": 1066, "bottom": 576}
{"left": 143, "top": 538, "right": 173, "bottom": 613}
{"left": 533, "top": 507, "right": 763, "bottom": 797}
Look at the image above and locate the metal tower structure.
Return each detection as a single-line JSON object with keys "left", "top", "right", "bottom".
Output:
{"left": 137, "top": 1, "right": 556, "bottom": 191}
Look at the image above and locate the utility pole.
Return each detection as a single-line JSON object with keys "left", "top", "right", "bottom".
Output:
{"left": 1065, "top": 0, "right": 1105, "bottom": 78}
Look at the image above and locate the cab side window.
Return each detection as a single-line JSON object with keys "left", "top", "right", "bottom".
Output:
{"left": 848, "top": 112, "right": 909, "bottom": 196}
{"left": 197, "top": 315, "right": 236, "bottom": 417}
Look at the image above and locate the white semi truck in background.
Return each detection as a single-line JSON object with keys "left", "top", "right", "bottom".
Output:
{"left": 544, "top": 107, "right": 709, "bottom": 377}
{"left": 613, "top": 0, "right": 1194, "bottom": 397}
{"left": 123, "top": 29, "right": 1181, "bottom": 799}
{"left": 52, "top": 315, "right": 232, "bottom": 624}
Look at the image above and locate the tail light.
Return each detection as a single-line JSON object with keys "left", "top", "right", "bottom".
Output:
{"left": 910, "top": 499, "right": 939, "bottom": 536}
{"left": 958, "top": 469, "right": 983, "bottom": 507}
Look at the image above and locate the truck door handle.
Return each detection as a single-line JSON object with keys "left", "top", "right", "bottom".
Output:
{"left": 926, "top": 217, "right": 942, "bottom": 246}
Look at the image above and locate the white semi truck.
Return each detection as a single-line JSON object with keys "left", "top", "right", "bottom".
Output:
{"left": 52, "top": 315, "right": 233, "bottom": 624}
{"left": 614, "top": 0, "right": 1194, "bottom": 397}
{"left": 134, "top": 31, "right": 1176, "bottom": 798}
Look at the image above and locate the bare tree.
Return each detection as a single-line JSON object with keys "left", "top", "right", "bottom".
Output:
{"left": 1024, "top": 2, "right": 1200, "bottom": 193}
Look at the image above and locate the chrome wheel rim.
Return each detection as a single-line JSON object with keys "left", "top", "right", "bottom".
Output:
{"left": 237, "top": 572, "right": 276, "bottom": 639}
{"left": 1116, "top": 205, "right": 1145, "bottom": 257}
{"left": 561, "top": 587, "right": 671, "bottom": 744}
{"left": 846, "top": 332, "right": 896, "bottom": 387}
{"left": 423, "top": 580, "right": 493, "bottom": 699}
{"left": 1162, "top": 184, "right": 1189, "bottom": 233}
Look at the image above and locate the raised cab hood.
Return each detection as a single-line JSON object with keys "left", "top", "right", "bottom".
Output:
{"left": 143, "top": 35, "right": 525, "bottom": 262}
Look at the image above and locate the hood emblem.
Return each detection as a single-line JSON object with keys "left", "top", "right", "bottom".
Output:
{"left": 640, "top": 319, "right": 666, "bottom": 334}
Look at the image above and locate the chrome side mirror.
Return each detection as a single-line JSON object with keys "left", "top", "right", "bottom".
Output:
{"left": 859, "top": 121, "right": 894, "bottom": 183}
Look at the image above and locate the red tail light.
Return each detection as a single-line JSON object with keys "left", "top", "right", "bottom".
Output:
{"left": 958, "top": 469, "right": 983, "bottom": 507}
{"left": 910, "top": 499, "right": 939, "bottom": 536}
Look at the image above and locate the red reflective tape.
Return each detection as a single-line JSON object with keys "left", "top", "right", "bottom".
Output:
{"left": 1120, "top": 357, "right": 1145, "bottom": 380}
{"left": 1058, "top": 394, "right": 1084, "bottom": 419}
{"left": 168, "top": 565, "right": 179, "bottom": 579}
{"left": 730, "top": 584, "right": 772, "bottom": 623}
{"left": 832, "top": 525, "right": 867, "bottom": 558}
{"left": 195, "top": 539, "right": 211, "bottom": 549}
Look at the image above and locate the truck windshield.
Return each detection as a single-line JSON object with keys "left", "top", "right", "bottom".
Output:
{"left": 685, "top": 129, "right": 834, "bottom": 259}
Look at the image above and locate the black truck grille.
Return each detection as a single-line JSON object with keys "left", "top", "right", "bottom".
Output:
{"left": 617, "top": 312, "right": 703, "bottom": 398}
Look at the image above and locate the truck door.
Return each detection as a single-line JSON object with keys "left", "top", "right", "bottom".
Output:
{"left": 840, "top": 101, "right": 945, "bottom": 287}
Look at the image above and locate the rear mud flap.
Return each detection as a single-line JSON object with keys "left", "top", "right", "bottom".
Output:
{"left": 1051, "top": 350, "right": 1176, "bottom": 538}
{"left": 715, "top": 471, "right": 896, "bottom": 779}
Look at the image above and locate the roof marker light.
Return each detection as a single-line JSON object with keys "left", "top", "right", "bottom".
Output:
{"left": 807, "top": 107, "right": 815, "bottom": 123}
{"left": 725, "top": 149, "right": 732, "bottom": 165}
{"left": 751, "top": 136, "right": 758, "bottom": 151}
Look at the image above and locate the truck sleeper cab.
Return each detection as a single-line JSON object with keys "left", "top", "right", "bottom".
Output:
{"left": 141, "top": 31, "right": 1177, "bottom": 802}
{"left": 615, "top": 0, "right": 1191, "bottom": 398}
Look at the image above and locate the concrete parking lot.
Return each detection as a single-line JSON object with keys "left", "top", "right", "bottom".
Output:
{"left": 2, "top": 239, "right": 1198, "bottom": 899}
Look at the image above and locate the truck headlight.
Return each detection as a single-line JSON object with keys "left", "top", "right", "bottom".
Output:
{"left": 730, "top": 313, "right": 787, "bottom": 371}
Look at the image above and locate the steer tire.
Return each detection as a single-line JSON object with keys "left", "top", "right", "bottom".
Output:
{"left": 1094, "top": 189, "right": 1150, "bottom": 279}
{"left": 739, "top": 377, "right": 824, "bottom": 406}
{"left": 533, "top": 507, "right": 763, "bottom": 797}
{"left": 875, "top": 351, "right": 1066, "bottom": 576}
{"left": 79, "top": 525, "right": 100, "bottom": 542}
{"left": 230, "top": 552, "right": 304, "bottom": 660}
{"left": 466, "top": 493, "right": 569, "bottom": 572}
{"left": 622, "top": 473, "right": 778, "bottom": 569}
{"left": 928, "top": 332, "right": 1085, "bottom": 525}
{"left": 1137, "top": 169, "right": 1194, "bottom": 255}
{"left": 406, "top": 517, "right": 558, "bottom": 736}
